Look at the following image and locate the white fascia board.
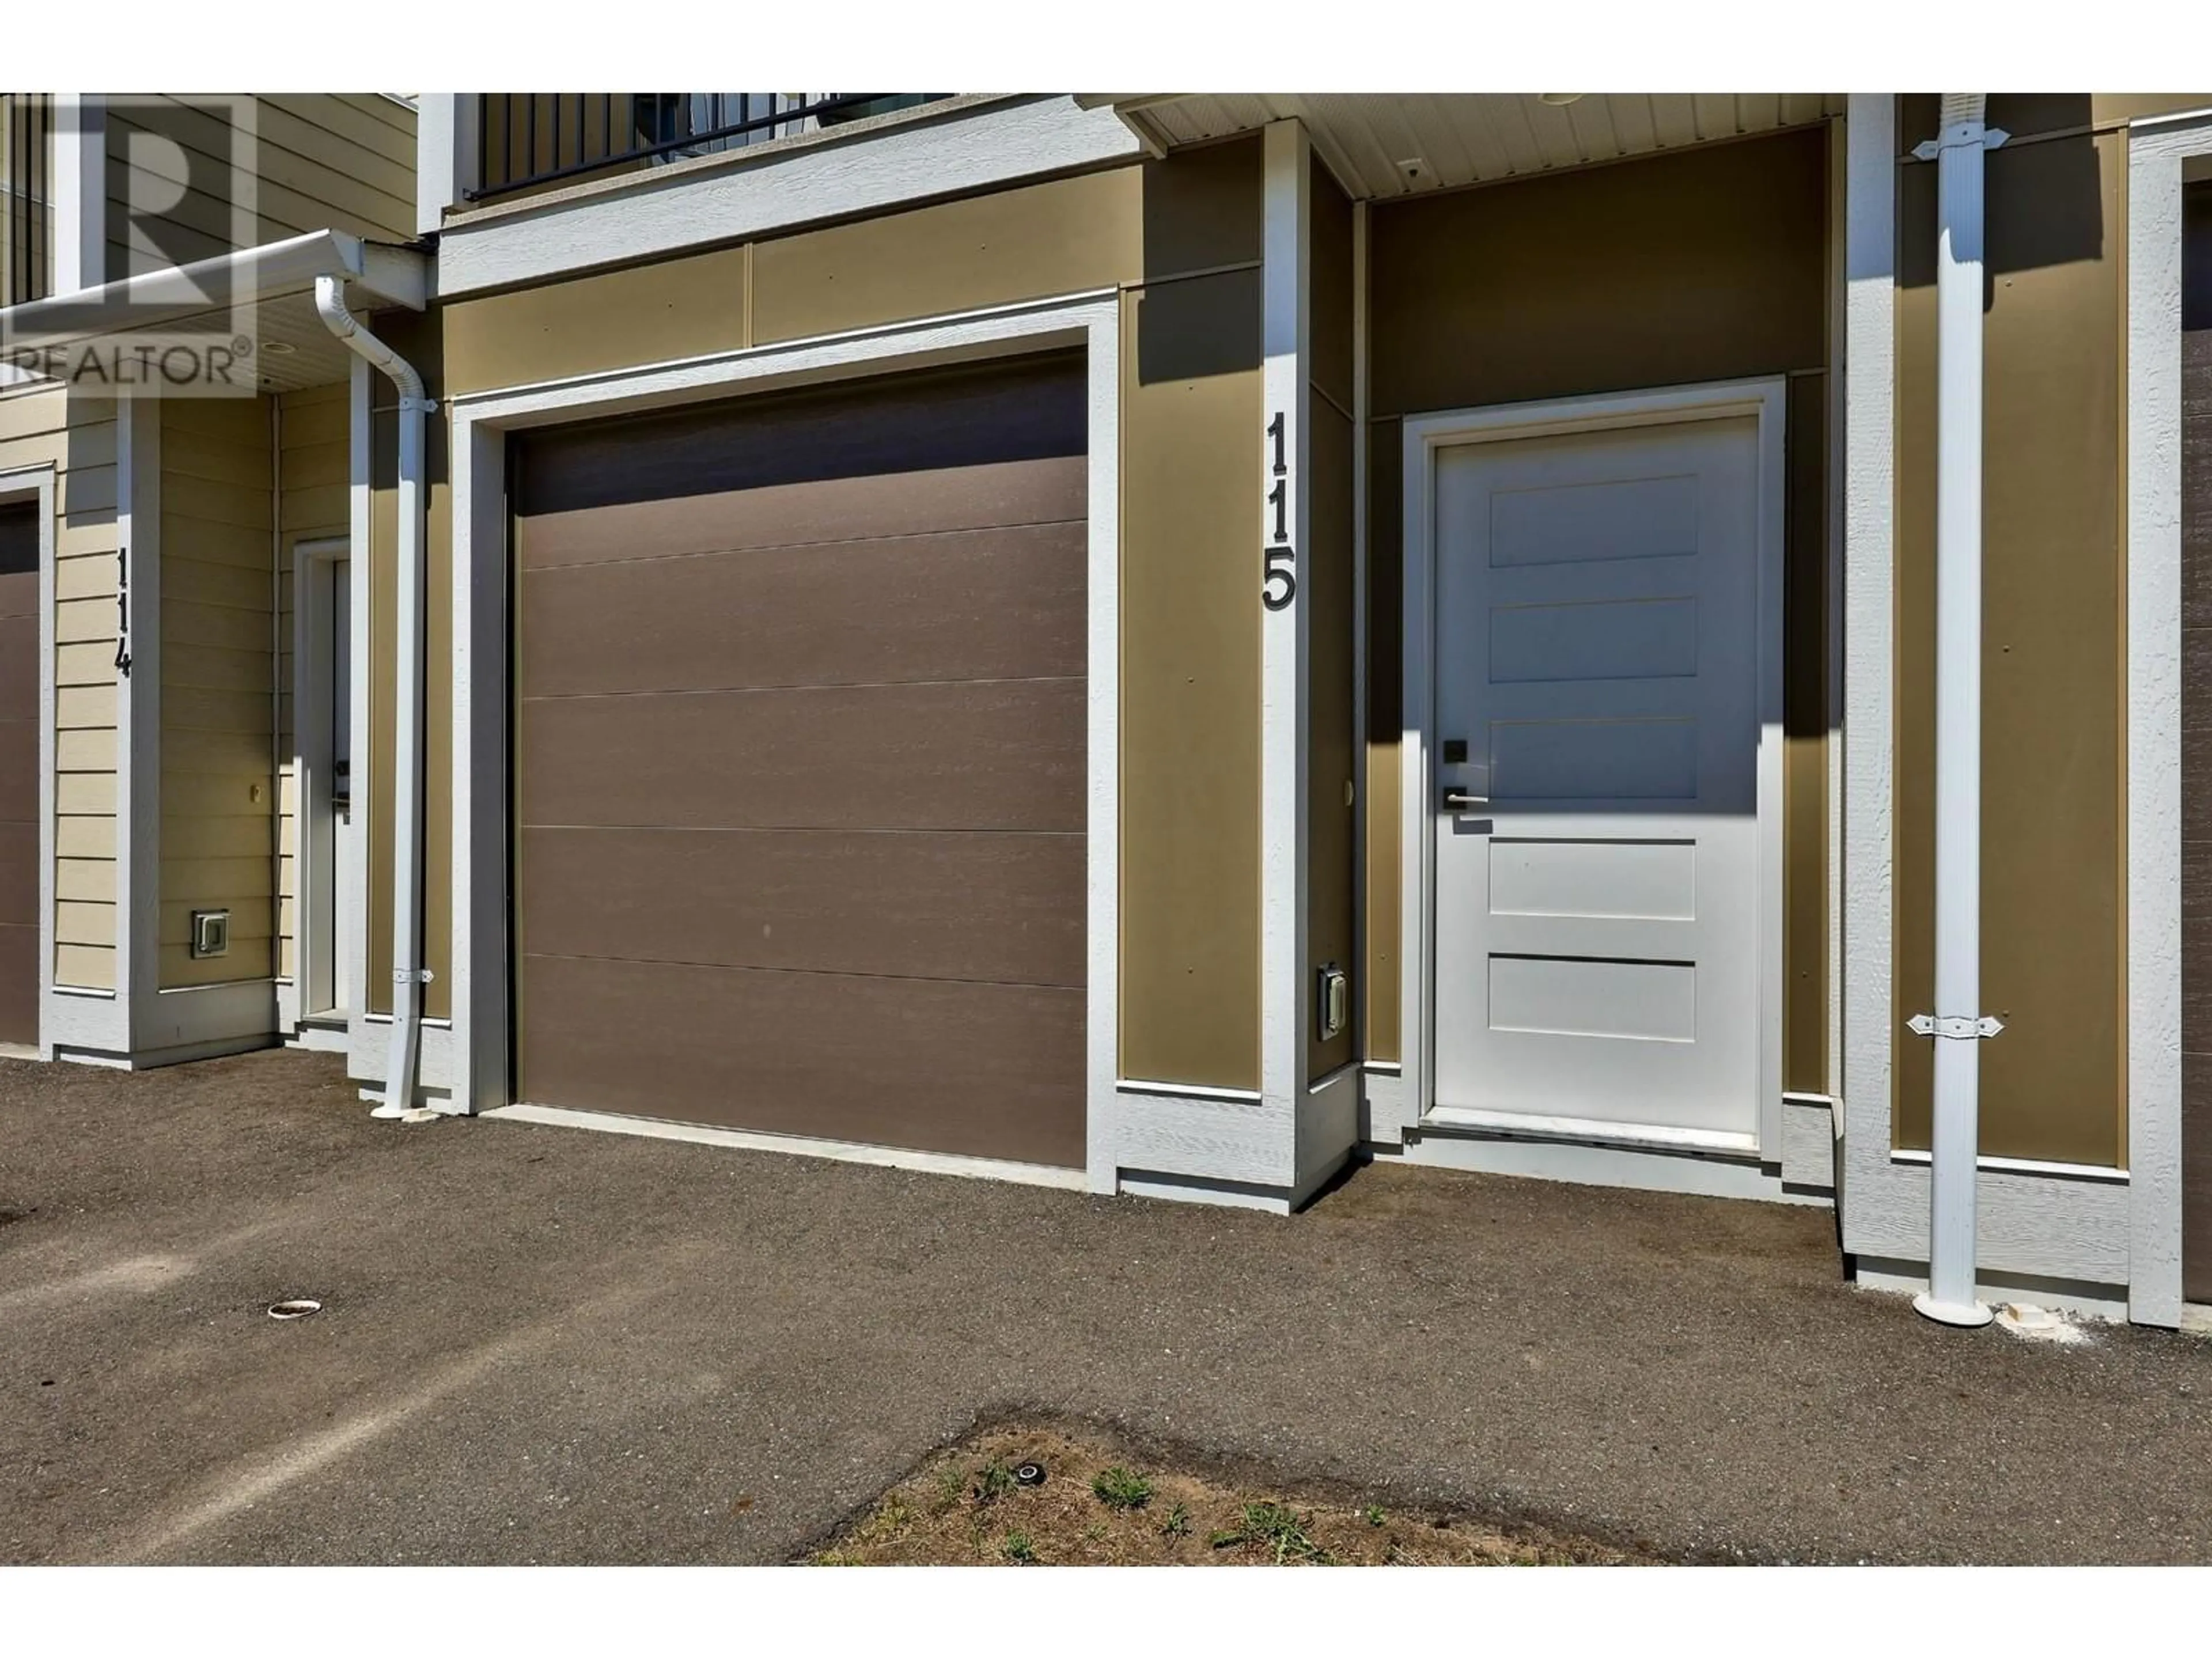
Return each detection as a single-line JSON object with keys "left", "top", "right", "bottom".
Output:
{"left": 433, "top": 96, "right": 1145, "bottom": 298}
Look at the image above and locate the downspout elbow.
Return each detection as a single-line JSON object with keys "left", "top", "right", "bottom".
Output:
{"left": 314, "top": 275, "right": 427, "bottom": 407}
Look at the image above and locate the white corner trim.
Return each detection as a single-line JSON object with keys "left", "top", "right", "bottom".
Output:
{"left": 1083, "top": 294, "right": 1123, "bottom": 1196}
{"left": 448, "top": 291, "right": 1124, "bottom": 1200}
{"left": 1841, "top": 94, "right": 1902, "bottom": 1262}
{"left": 434, "top": 96, "right": 1144, "bottom": 298}
{"left": 1827, "top": 114, "right": 1850, "bottom": 1105}
{"left": 119, "top": 398, "right": 160, "bottom": 1030}
{"left": 1260, "top": 119, "right": 1312, "bottom": 1135}
{"left": 415, "top": 94, "right": 463, "bottom": 238}
{"left": 1397, "top": 377, "right": 1790, "bottom": 1161}
{"left": 1, "top": 464, "right": 57, "bottom": 1058}
{"left": 51, "top": 95, "right": 104, "bottom": 294}
{"left": 2123, "top": 112, "right": 2212, "bottom": 1328}
{"left": 483, "top": 1103, "right": 1090, "bottom": 1193}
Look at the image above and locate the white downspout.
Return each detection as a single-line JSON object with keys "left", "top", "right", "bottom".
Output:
{"left": 315, "top": 275, "right": 434, "bottom": 1122}
{"left": 1908, "top": 96, "right": 2006, "bottom": 1327}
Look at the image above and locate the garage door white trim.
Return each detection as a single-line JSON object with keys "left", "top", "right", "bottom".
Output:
{"left": 1399, "top": 377, "right": 1788, "bottom": 1164}
{"left": 446, "top": 290, "right": 1122, "bottom": 1192}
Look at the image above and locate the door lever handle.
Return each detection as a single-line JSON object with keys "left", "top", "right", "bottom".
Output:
{"left": 1442, "top": 789, "right": 1489, "bottom": 812}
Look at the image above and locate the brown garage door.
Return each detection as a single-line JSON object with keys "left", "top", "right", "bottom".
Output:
{"left": 1, "top": 499, "right": 37, "bottom": 1047}
{"left": 2184, "top": 182, "right": 2212, "bottom": 1301}
{"left": 511, "top": 352, "right": 1088, "bottom": 1168}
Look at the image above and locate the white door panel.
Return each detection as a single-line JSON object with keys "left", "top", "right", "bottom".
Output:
{"left": 1431, "top": 418, "right": 1760, "bottom": 1136}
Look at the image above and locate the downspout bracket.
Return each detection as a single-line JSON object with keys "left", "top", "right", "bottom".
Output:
{"left": 1911, "top": 126, "right": 2009, "bottom": 162}
{"left": 1907, "top": 1013, "right": 2005, "bottom": 1040}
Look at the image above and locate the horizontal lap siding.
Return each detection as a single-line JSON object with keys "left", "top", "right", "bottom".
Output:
{"left": 159, "top": 396, "right": 274, "bottom": 988}
{"left": 513, "top": 354, "right": 1089, "bottom": 1166}
{"left": 104, "top": 95, "right": 416, "bottom": 278}
{"left": 2, "top": 387, "right": 120, "bottom": 991}
{"left": 1, "top": 501, "right": 36, "bottom": 1040}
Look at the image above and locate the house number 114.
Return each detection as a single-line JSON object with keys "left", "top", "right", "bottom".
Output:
{"left": 1263, "top": 410, "right": 1297, "bottom": 612}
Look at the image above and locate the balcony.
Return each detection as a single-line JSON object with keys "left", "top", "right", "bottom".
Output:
{"left": 467, "top": 94, "right": 949, "bottom": 204}
{"left": 2, "top": 92, "right": 53, "bottom": 306}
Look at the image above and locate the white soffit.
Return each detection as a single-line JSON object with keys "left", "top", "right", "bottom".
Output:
{"left": 1119, "top": 94, "right": 1844, "bottom": 198}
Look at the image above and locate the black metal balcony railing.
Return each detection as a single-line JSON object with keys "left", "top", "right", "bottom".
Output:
{"left": 468, "top": 93, "right": 946, "bottom": 203}
{"left": 2, "top": 92, "right": 54, "bottom": 307}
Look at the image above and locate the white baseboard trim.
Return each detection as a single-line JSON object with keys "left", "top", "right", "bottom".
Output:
{"left": 1781, "top": 1093, "right": 1838, "bottom": 1194}
{"left": 1854, "top": 1257, "right": 2131, "bottom": 1323}
{"left": 0, "top": 1042, "right": 37, "bottom": 1061}
{"left": 1111, "top": 1081, "right": 1291, "bottom": 1188}
{"left": 1361, "top": 1063, "right": 1412, "bottom": 1147}
{"left": 1381, "top": 1125, "right": 1828, "bottom": 1207}
{"left": 483, "top": 1101, "right": 1092, "bottom": 1192}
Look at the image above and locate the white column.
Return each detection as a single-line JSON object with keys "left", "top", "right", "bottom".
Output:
{"left": 1259, "top": 120, "right": 1312, "bottom": 1142}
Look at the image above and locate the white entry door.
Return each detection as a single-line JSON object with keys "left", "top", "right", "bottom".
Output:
{"left": 1430, "top": 415, "right": 1763, "bottom": 1140}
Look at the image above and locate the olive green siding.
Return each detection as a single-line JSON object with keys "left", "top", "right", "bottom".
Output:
{"left": 1892, "top": 123, "right": 2128, "bottom": 1166}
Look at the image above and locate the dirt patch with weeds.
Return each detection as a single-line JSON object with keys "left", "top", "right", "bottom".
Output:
{"left": 806, "top": 1426, "right": 1652, "bottom": 1566}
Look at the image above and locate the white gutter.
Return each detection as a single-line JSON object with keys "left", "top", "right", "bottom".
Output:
{"left": 315, "top": 275, "right": 434, "bottom": 1122}
{"left": 1907, "top": 95, "right": 2007, "bottom": 1327}
{"left": 1, "top": 229, "right": 427, "bottom": 343}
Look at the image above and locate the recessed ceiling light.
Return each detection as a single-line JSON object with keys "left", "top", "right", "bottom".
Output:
{"left": 260, "top": 340, "right": 296, "bottom": 356}
{"left": 1538, "top": 93, "right": 1585, "bottom": 107}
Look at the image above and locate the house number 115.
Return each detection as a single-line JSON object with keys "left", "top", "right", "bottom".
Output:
{"left": 1263, "top": 409, "right": 1297, "bottom": 612}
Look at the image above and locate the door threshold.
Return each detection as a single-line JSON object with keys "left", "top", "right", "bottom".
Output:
{"left": 1419, "top": 1104, "right": 1759, "bottom": 1160}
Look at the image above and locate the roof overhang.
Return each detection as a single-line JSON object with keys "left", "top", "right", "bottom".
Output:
{"left": 0, "top": 229, "right": 430, "bottom": 394}
{"left": 1078, "top": 94, "right": 1844, "bottom": 200}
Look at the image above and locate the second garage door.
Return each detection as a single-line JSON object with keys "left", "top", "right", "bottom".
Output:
{"left": 512, "top": 352, "right": 1088, "bottom": 1168}
{"left": 1, "top": 499, "right": 37, "bottom": 1050}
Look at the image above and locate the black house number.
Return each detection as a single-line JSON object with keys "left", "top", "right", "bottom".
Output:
{"left": 1263, "top": 409, "right": 1297, "bottom": 612}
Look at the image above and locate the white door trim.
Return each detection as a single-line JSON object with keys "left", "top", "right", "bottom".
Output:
{"left": 289, "top": 535, "right": 350, "bottom": 1025}
{"left": 1398, "top": 377, "right": 1790, "bottom": 1161}
{"left": 445, "top": 291, "right": 1122, "bottom": 1193}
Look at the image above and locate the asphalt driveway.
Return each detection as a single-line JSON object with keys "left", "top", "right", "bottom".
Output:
{"left": 3, "top": 1047, "right": 2209, "bottom": 1565}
